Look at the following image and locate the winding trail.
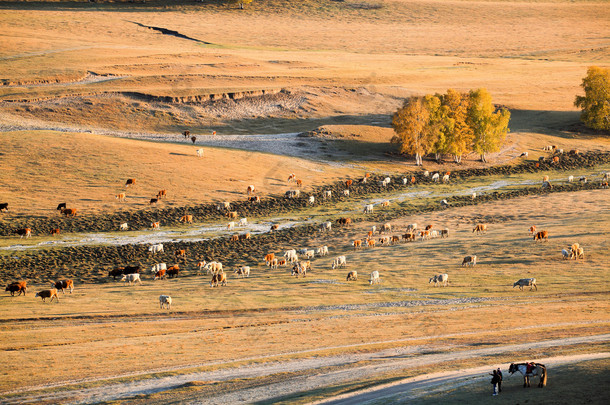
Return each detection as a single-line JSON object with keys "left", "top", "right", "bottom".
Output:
{"left": 3, "top": 332, "right": 608, "bottom": 405}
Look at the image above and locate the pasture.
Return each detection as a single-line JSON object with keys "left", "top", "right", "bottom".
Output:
{"left": 0, "top": 0, "right": 609, "bottom": 403}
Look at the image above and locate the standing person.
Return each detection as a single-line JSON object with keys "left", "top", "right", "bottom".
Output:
{"left": 497, "top": 367, "right": 503, "bottom": 393}
{"left": 490, "top": 369, "right": 500, "bottom": 396}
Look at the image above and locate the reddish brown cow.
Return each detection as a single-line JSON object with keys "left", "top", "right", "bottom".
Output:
{"left": 50, "top": 228, "right": 60, "bottom": 236}
{"left": 175, "top": 249, "right": 187, "bottom": 259}
{"left": 0, "top": 203, "right": 8, "bottom": 212}
{"left": 210, "top": 272, "right": 227, "bottom": 287}
{"left": 16, "top": 228, "right": 32, "bottom": 238}
{"left": 5, "top": 281, "right": 27, "bottom": 296}
{"left": 248, "top": 196, "right": 261, "bottom": 203}
{"left": 231, "top": 234, "right": 239, "bottom": 242}
{"left": 167, "top": 265, "right": 180, "bottom": 278}
{"left": 239, "top": 233, "right": 251, "bottom": 240}
{"left": 53, "top": 279, "right": 74, "bottom": 294}
{"left": 529, "top": 225, "right": 536, "bottom": 234}
{"left": 473, "top": 224, "right": 487, "bottom": 234}
{"left": 296, "top": 179, "right": 303, "bottom": 187}
{"left": 353, "top": 240, "right": 362, "bottom": 250}
{"left": 62, "top": 208, "right": 77, "bottom": 217}
{"left": 345, "top": 180, "right": 353, "bottom": 188}
{"left": 534, "top": 230, "right": 549, "bottom": 242}
{"left": 336, "top": 217, "right": 352, "bottom": 226}
{"left": 154, "top": 269, "right": 166, "bottom": 280}
{"left": 125, "top": 178, "right": 136, "bottom": 187}
{"left": 35, "top": 289, "right": 59, "bottom": 302}
{"left": 425, "top": 225, "right": 433, "bottom": 230}
{"left": 157, "top": 190, "right": 167, "bottom": 199}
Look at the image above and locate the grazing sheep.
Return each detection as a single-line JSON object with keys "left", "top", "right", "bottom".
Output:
{"left": 331, "top": 255, "right": 347, "bottom": 270}
{"left": 316, "top": 246, "right": 329, "bottom": 256}
{"left": 369, "top": 271, "right": 381, "bottom": 285}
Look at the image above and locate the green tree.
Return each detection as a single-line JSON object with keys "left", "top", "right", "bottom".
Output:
{"left": 467, "top": 88, "right": 511, "bottom": 163}
{"left": 440, "top": 89, "right": 473, "bottom": 163}
{"left": 574, "top": 66, "right": 610, "bottom": 131}
{"left": 391, "top": 97, "right": 434, "bottom": 166}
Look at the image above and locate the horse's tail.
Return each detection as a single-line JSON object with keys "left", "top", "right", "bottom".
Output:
{"left": 538, "top": 364, "right": 547, "bottom": 387}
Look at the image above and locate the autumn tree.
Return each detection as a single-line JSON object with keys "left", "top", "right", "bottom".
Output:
{"left": 391, "top": 97, "right": 434, "bottom": 166}
{"left": 574, "top": 66, "right": 610, "bottom": 131}
{"left": 467, "top": 88, "right": 511, "bottom": 162}
{"left": 439, "top": 89, "right": 473, "bottom": 163}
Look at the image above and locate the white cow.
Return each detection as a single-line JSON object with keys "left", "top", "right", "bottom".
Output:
{"left": 305, "top": 250, "right": 315, "bottom": 259}
{"left": 227, "top": 221, "right": 235, "bottom": 230}
{"left": 316, "top": 246, "right": 329, "bottom": 256}
{"left": 119, "top": 222, "right": 128, "bottom": 231}
{"left": 568, "top": 175, "right": 574, "bottom": 183}
{"left": 239, "top": 218, "right": 248, "bottom": 227}
{"left": 321, "top": 221, "right": 332, "bottom": 232}
{"left": 308, "top": 195, "right": 315, "bottom": 205}
{"left": 323, "top": 190, "right": 332, "bottom": 200}
{"left": 343, "top": 189, "right": 350, "bottom": 197}
{"left": 159, "top": 295, "right": 172, "bottom": 309}
{"left": 406, "top": 223, "right": 417, "bottom": 232}
{"left": 234, "top": 266, "right": 250, "bottom": 278}
{"left": 423, "top": 171, "right": 429, "bottom": 177}
{"left": 284, "top": 249, "right": 298, "bottom": 263}
{"left": 204, "top": 261, "right": 223, "bottom": 275}
{"left": 149, "top": 244, "right": 164, "bottom": 254}
{"left": 442, "top": 174, "right": 450, "bottom": 183}
{"left": 196, "top": 148, "right": 204, "bottom": 158}
{"left": 121, "top": 274, "right": 142, "bottom": 285}
{"left": 364, "top": 204, "right": 374, "bottom": 214}
{"left": 151, "top": 263, "right": 167, "bottom": 273}
{"left": 429, "top": 274, "right": 448, "bottom": 287}
{"left": 402, "top": 177, "right": 408, "bottom": 185}
{"left": 331, "top": 255, "right": 347, "bottom": 270}
{"left": 432, "top": 173, "right": 440, "bottom": 182}
{"left": 369, "top": 271, "right": 380, "bottom": 285}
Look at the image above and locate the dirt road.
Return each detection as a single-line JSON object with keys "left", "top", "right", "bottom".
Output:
{"left": 4, "top": 333, "right": 609, "bottom": 404}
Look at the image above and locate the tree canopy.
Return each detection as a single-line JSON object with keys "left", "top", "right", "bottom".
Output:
{"left": 574, "top": 66, "right": 610, "bottom": 131}
{"left": 392, "top": 88, "right": 510, "bottom": 164}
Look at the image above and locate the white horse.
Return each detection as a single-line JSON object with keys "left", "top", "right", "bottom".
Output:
{"left": 508, "top": 362, "right": 547, "bottom": 388}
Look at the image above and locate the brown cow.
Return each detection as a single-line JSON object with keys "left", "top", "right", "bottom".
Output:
{"left": 108, "top": 268, "right": 124, "bottom": 280}
{"left": 296, "top": 179, "right": 303, "bottom": 187}
{"left": 534, "top": 230, "right": 549, "bottom": 242}
{"left": 35, "top": 289, "right": 59, "bottom": 302}
{"left": 5, "top": 281, "right": 27, "bottom": 296}
{"left": 165, "top": 265, "right": 180, "bottom": 278}
{"left": 247, "top": 185, "right": 256, "bottom": 195}
{"left": 115, "top": 193, "right": 126, "bottom": 202}
{"left": 149, "top": 198, "right": 158, "bottom": 205}
{"left": 210, "top": 272, "right": 227, "bottom": 287}
{"left": 345, "top": 180, "right": 353, "bottom": 188}
{"left": 391, "top": 235, "right": 400, "bottom": 244}
{"left": 231, "top": 234, "right": 239, "bottom": 242}
{"left": 552, "top": 156, "right": 559, "bottom": 163}
{"left": 125, "top": 178, "right": 136, "bottom": 187}
{"left": 175, "top": 249, "right": 187, "bottom": 259}
{"left": 16, "top": 228, "right": 32, "bottom": 239}
{"left": 473, "top": 224, "right": 487, "bottom": 234}
{"left": 151, "top": 222, "right": 160, "bottom": 229}
{"left": 265, "top": 253, "right": 275, "bottom": 265}
{"left": 182, "top": 130, "right": 190, "bottom": 138}
{"left": 337, "top": 218, "right": 352, "bottom": 226}
{"left": 191, "top": 136, "right": 197, "bottom": 144}
{"left": 50, "top": 228, "right": 60, "bottom": 236}
{"left": 227, "top": 211, "right": 238, "bottom": 219}
{"left": 157, "top": 190, "right": 167, "bottom": 199}
{"left": 278, "top": 258, "right": 287, "bottom": 266}
{"left": 154, "top": 269, "right": 166, "bottom": 280}
{"left": 0, "top": 203, "right": 8, "bottom": 212}
{"left": 425, "top": 224, "right": 433, "bottom": 230}
{"left": 61, "top": 208, "right": 77, "bottom": 217}
{"left": 529, "top": 225, "right": 536, "bottom": 234}
{"left": 270, "top": 224, "right": 279, "bottom": 232}
{"left": 248, "top": 196, "right": 261, "bottom": 203}
{"left": 346, "top": 271, "right": 358, "bottom": 281}
{"left": 180, "top": 215, "right": 193, "bottom": 223}
{"left": 367, "top": 239, "right": 376, "bottom": 248}
{"left": 367, "top": 230, "right": 373, "bottom": 239}
{"left": 402, "top": 232, "right": 415, "bottom": 241}
{"left": 239, "top": 233, "right": 251, "bottom": 240}
{"left": 353, "top": 239, "right": 362, "bottom": 250}
{"left": 53, "top": 279, "right": 74, "bottom": 294}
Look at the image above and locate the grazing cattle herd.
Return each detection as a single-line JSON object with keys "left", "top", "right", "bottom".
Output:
{"left": 4, "top": 164, "right": 605, "bottom": 311}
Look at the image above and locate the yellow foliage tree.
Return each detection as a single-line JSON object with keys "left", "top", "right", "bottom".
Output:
{"left": 467, "top": 88, "right": 511, "bottom": 163}
{"left": 391, "top": 97, "right": 434, "bottom": 166}
{"left": 574, "top": 66, "right": 610, "bottom": 131}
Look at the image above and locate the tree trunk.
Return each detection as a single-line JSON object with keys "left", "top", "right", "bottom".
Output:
{"left": 240, "top": 3, "right": 244, "bottom": 9}
{"left": 481, "top": 153, "right": 487, "bottom": 163}
{"left": 454, "top": 155, "right": 462, "bottom": 164}
{"left": 435, "top": 153, "right": 441, "bottom": 162}
{"left": 415, "top": 153, "right": 422, "bottom": 166}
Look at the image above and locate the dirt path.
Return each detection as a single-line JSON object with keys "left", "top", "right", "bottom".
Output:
{"left": 4, "top": 333, "right": 609, "bottom": 404}
{"left": 315, "top": 352, "right": 610, "bottom": 405}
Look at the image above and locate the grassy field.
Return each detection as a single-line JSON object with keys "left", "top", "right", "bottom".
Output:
{"left": 0, "top": 0, "right": 609, "bottom": 403}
